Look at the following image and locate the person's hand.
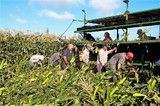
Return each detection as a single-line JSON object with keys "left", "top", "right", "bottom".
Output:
{"left": 116, "top": 71, "right": 121, "bottom": 76}
{"left": 136, "top": 38, "right": 140, "bottom": 40}
{"left": 114, "top": 47, "right": 117, "bottom": 50}
{"left": 86, "top": 62, "right": 89, "bottom": 66}
{"left": 38, "top": 63, "right": 43, "bottom": 67}
{"left": 130, "top": 67, "right": 136, "bottom": 73}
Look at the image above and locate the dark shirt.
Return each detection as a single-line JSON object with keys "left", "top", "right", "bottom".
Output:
{"left": 61, "top": 48, "right": 73, "bottom": 69}
{"left": 49, "top": 52, "right": 60, "bottom": 66}
{"left": 138, "top": 34, "right": 148, "bottom": 40}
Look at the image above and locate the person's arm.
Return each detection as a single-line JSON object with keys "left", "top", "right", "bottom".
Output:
{"left": 108, "top": 47, "right": 117, "bottom": 54}
{"left": 126, "top": 61, "right": 132, "bottom": 67}
{"left": 62, "top": 49, "right": 68, "bottom": 64}
{"left": 63, "top": 56, "right": 68, "bottom": 64}
{"left": 117, "top": 55, "right": 125, "bottom": 69}
{"left": 117, "top": 63, "right": 122, "bottom": 69}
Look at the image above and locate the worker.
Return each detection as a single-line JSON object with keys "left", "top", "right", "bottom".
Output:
{"left": 97, "top": 44, "right": 117, "bottom": 73}
{"left": 29, "top": 54, "right": 44, "bottom": 68}
{"left": 103, "top": 32, "right": 112, "bottom": 42}
{"left": 61, "top": 44, "right": 74, "bottom": 69}
{"left": 109, "top": 52, "right": 134, "bottom": 72}
{"left": 49, "top": 52, "right": 62, "bottom": 67}
{"left": 82, "top": 44, "right": 94, "bottom": 66}
{"left": 136, "top": 29, "right": 148, "bottom": 40}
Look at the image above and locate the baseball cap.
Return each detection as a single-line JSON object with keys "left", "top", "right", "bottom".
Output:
{"left": 86, "top": 44, "right": 94, "bottom": 50}
{"left": 127, "top": 52, "right": 134, "bottom": 61}
{"left": 86, "top": 44, "right": 93, "bottom": 48}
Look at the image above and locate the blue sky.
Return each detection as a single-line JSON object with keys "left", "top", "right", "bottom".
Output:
{"left": 0, "top": 0, "right": 160, "bottom": 40}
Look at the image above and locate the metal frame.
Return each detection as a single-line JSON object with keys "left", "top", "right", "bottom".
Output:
{"left": 75, "top": 8, "right": 160, "bottom": 40}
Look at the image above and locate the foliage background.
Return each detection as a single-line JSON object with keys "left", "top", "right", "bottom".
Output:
{"left": 0, "top": 31, "right": 160, "bottom": 106}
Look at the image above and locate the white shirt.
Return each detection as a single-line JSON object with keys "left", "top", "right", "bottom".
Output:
{"left": 97, "top": 49, "right": 111, "bottom": 66}
{"left": 29, "top": 55, "right": 44, "bottom": 63}
{"left": 82, "top": 48, "right": 90, "bottom": 64}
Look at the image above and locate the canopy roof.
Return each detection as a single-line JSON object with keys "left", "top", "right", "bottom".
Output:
{"left": 75, "top": 8, "right": 160, "bottom": 33}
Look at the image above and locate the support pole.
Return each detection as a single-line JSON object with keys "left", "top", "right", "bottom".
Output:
{"left": 117, "top": 29, "right": 119, "bottom": 40}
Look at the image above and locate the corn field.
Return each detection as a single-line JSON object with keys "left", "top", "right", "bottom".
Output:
{"left": 0, "top": 31, "right": 160, "bottom": 106}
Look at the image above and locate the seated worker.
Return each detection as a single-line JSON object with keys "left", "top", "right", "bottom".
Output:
{"left": 82, "top": 44, "right": 94, "bottom": 66}
{"left": 103, "top": 32, "right": 112, "bottom": 42}
{"left": 49, "top": 52, "right": 62, "bottom": 67}
{"left": 29, "top": 54, "right": 44, "bottom": 68}
{"left": 136, "top": 29, "right": 148, "bottom": 40}
{"left": 97, "top": 44, "right": 117, "bottom": 73}
{"left": 83, "top": 32, "right": 96, "bottom": 41}
{"left": 109, "top": 52, "right": 134, "bottom": 73}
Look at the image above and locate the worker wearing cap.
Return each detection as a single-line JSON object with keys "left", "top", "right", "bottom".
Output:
{"left": 136, "top": 29, "right": 148, "bottom": 40}
{"left": 82, "top": 44, "right": 94, "bottom": 66}
{"left": 103, "top": 32, "right": 112, "bottom": 42}
{"left": 97, "top": 44, "right": 117, "bottom": 73}
{"left": 109, "top": 52, "right": 134, "bottom": 73}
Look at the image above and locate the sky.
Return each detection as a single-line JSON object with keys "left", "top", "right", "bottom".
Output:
{"left": 0, "top": 0, "right": 160, "bottom": 40}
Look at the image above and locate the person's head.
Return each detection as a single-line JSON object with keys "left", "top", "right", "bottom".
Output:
{"left": 104, "top": 32, "right": 110, "bottom": 38}
{"left": 102, "top": 44, "right": 109, "bottom": 51}
{"left": 126, "top": 52, "right": 134, "bottom": 61}
{"left": 58, "top": 51, "right": 62, "bottom": 56}
{"left": 86, "top": 44, "right": 93, "bottom": 51}
{"left": 68, "top": 44, "right": 74, "bottom": 51}
{"left": 137, "top": 29, "right": 143, "bottom": 35}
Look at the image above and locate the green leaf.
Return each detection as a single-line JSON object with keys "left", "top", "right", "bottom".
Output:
{"left": 59, "top": 75, "right": 64, "bottom": 82}
{"left": 42, "top": 77, "right": 49, "bottom": 84}
{"left": 30, "top": 77, "right": 37, "bottom": 81}
{"left": 0, "top": 59, "right": 5, "bottom": 69}
{"left": 92, "top": 84, "right": 99, "bottom": 100}
{"left": 135, "top": 72, "right": 139, "bottom": 83}
{"left": 95, "top": 46, "right": 99, "bottom": 54}
{"left": 46, "top": 71, "right": 52, "bottom": 77}
{"left": 145, "top": 29, "right": 150, "bottom": 33}
{"left": 133, "top": 93, "right": 146, "bottom": 97}
{"left": 148, "top": 78, "right": 157, "bottom": 90}
{"left": 117, "top": 77, "right": 126, "bottom": 85}
{"left": 121, "top": 94, "right": 128, "bottom": 99}
{"left": 0, "top": 87, "right": 5, "bottom": 95}
{"left": 151, "top": 79, "right": 157, "bottom": 89}
{"left": 117, "top": 42, "right": 120, "bottom": 46}
{"left": 23, "top": 104, "right": 29, "bottom": 106}
{"left": 110, "top": 86, "right": 119, "bottom": 97}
